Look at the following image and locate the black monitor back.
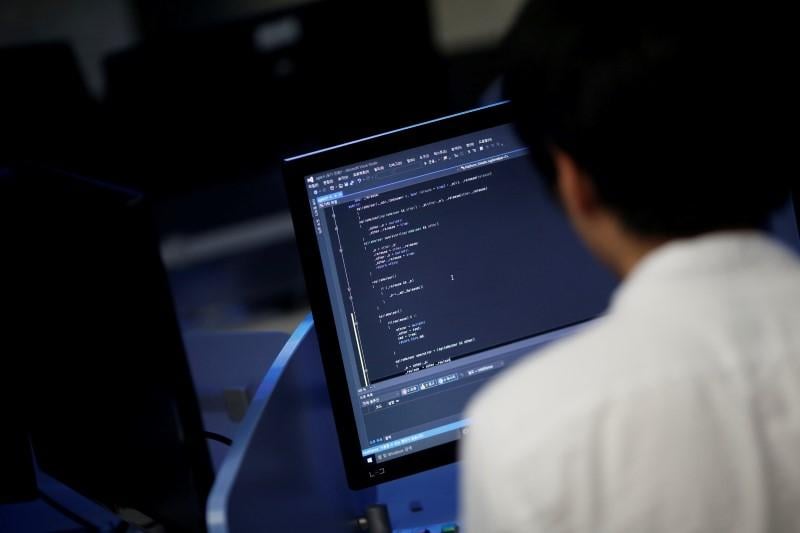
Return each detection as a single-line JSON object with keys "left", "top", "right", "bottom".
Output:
{"left": 2, "top": 166, "right": 214, "bottom": 532}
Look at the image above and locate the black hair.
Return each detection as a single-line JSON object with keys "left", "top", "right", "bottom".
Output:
{"left": 503, "top": 0, "right": 792, "bottom": 236}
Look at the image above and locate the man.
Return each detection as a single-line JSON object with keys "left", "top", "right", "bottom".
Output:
{"left": 461, "top": 1, "right": 798, "bottom": 531}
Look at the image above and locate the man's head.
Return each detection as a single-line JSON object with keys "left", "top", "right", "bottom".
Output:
{"left": 503, "top": 0, "right": 791, "bottom": 275}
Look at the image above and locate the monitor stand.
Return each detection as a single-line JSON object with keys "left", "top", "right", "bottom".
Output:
{"left": 207, "top": 315, "right": 458, "bottom": 532}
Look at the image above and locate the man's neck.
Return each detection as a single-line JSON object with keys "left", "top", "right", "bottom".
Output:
{"left": 594, "top": 224, "right": 670, "bottom": 279}
{"left": 616, "top": 237, "right": 668, "bottom": 278}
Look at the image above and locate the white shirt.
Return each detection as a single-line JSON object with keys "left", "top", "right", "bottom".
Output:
{"left": 461, "top": 232, "right": 800, "bottom": 533}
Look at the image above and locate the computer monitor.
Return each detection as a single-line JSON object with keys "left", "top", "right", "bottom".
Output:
{"left": 2, "top": 166, "right": 214, "bottom": 532}
{"left": 284, "top": 102, "right": 800, "bottom": 489}
{"left": 283, "top": 102, "right": 618, "bottom": 488}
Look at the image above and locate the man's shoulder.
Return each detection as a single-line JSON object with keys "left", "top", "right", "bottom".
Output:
{"left": 465, "top": 314, "right": 694, "bottom": 441}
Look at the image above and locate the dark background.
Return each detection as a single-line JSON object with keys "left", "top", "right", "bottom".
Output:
{"left": 0, "top": 0, "right": 526, "bottom": 331}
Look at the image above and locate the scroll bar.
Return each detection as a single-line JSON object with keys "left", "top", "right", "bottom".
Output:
{"left": 351, "top": 312, "right": 369, "bottom": 387}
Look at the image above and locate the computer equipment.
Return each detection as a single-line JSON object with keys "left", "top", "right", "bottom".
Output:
{"left": 283, "top": 102, "right": 619, "bottom": 488}
{"left": 2, "top": 166, "right": 214, "bottom": 532}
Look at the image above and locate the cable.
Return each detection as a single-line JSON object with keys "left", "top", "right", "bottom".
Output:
{"left": 38, "top": 489, "right": 99, "bottom": 531}
{"left": 203, "top": 431, "right": 233, "bottom": 446}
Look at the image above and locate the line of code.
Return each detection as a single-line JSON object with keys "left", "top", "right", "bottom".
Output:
{"left": 326, "top": 155, "right": 615, "bottom": 385}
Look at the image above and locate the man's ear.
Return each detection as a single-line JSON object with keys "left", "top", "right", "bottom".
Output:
{"left": 552, "top": 148, "right": 599, "bottom": 220}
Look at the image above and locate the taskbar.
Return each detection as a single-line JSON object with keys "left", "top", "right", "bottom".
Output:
{"left": 363, "top": 418, "right": 470, "bottom": 465}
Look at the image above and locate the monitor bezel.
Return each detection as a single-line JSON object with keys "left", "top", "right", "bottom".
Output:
{"left": 283, "top": 102, "right": 519, "bottom": 489}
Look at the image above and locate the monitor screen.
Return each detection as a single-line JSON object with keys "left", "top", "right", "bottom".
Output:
{"left": 284, "top": 102, "right": 619, "bottom": 487}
